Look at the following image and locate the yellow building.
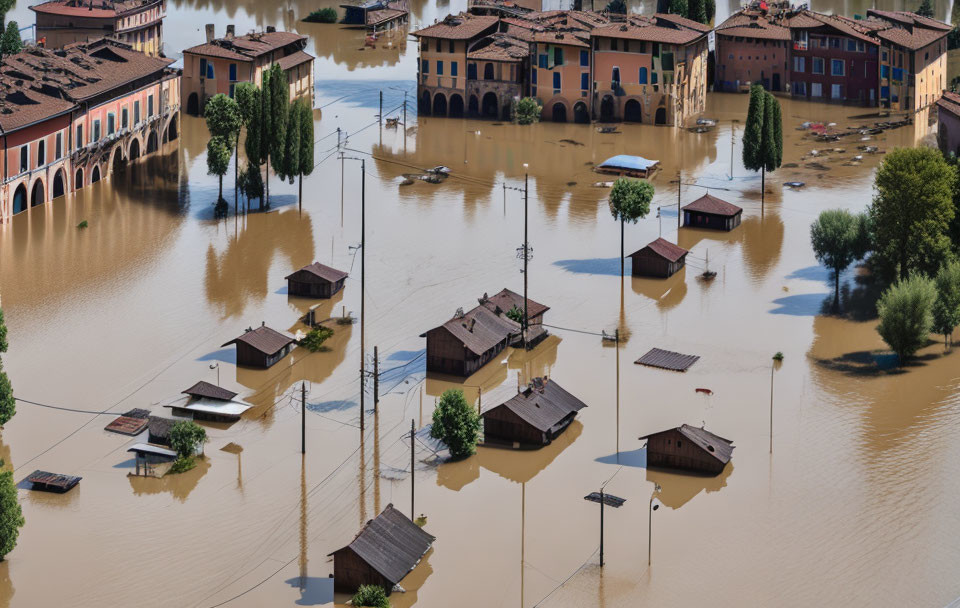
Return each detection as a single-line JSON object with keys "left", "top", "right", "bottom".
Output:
{"left": 31, "top": 0, "right": 165, "bottom": 57}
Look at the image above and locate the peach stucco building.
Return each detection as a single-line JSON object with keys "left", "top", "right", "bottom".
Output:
{"left": 31, "top": 0, "right": 166, "bottom": 57}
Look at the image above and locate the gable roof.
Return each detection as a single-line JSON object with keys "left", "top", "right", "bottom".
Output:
{"left": 639, "top": 424, "right": 735, "bottom": 464}
{"left": 631, "top": 238, "right": 688, "bottom": 263}
{"left": 147, "top": 416, "right": 176, "bottom": 440}
{"left": 652, "top": 12, "right": 712, "bottom": 32}
{"left": 867, "top": 9, "right": 951, "bottom": 31}
{"left": 413, "top": 14, "right": 499, "bottom": 39}
{"left": 682, "top": 193, "right": 742, "bottom": 217}
{"left": 183, "top": 31, "right": 307, "bottom": 61}
{"left": 591, "top": 19, "right": 704, "bottom": 45}
{"left": 479, "top": 288, "right": 549, "bottom": 319}
{"left": 329, "top": 504, "right": 435, "bottom": 585}
{"left": 431, "top": 305, "right": 519, "bottom": 356}
{"left": 182, "top": 380, "right": 238, "bottom": 402}
{"left": 874, "top": 22, "right": 948, "bottom": 50}
{"left": 937, "top": 91, "right": 960, "bottom": 117}
{"left": 486, "top": 377, "right": 587, "bottom": 432}
{"left": 222, "top": 325, "right": 295, "bottom": 356}
{"left": 285, "top": 262, "right": 349, "bottom": 283}
{"left": 468, "top": 34, "right": 530, "bottom": 61}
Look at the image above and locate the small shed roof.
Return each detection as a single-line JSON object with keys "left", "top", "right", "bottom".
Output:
{"left": 682, "top": 193, "right": 742, "bottom": 217}
{"left": 479, "top": 288, "right": 549, "bottom": 319}
{"left": 485, "top": 377, "right": 587, "bottom": 432}
{"left": 127, "top": 443, "right": 178, "bottom": 458}
{"left": 937, "top": 91, "right": 960, "bottom": 117}
{"left": 329, "top": 504, "right": 435, "bottom": 585}
{"left": 597, "top": 155, "right": 659, "bottom": 172}
{"left": 166, "top": 398, "right": 251, "bottom": 418}
{"left": 428, "top": 305, "right": 519, "bottom": 356}
{"left": 639, "top": 424, "right": 734, "bottom": 465}
{"left": 285, "top": 262, "right": 349, "bottom": 283}
{"left": 630, "top": 238, "right": 688, "bottom": 263}
{"left": 183, "top": 380, "right": 237, "bottom": 402}
{"left": 104, "top": 415, "right": 150, "bottom": 436}
{"left": 222, "top": 325, "right": 296, "bottom": 356}
{"left": 635, "top": 347, "right": 699, "bottom": 371}
{"left": 147, "top": 416, "right": 177, "bottom": 440}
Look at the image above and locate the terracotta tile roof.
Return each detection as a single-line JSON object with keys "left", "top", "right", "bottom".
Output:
{"left": 867, "top": 9, "right": 951, "bottom": 31}
{"left": 936, "top": 91, "right": 960, "bottom": 116}
{"left": 285, "top": 262, "right": 348, "bottom": 283}
{"left": 501, "top": 16, "right": 544, "bottom": 31}
{"left": 367, "top": 2, "right": 407, "bottom": 27}
{"left": 533, "top": 30, "right": 589, "bottom": 47}
{"left": 652, "top": 12, "right": 712, "bottom": 33}
{"left": 413, "top": 14, "right": 499, "bottom": 40}
{"left": 276, "top": 50, "right": 314, "bottom": 70}
{"left": 716, "top": 11, "right": 791, "bottom": 40}
{"left": 592, "top": 19, "right": 705, "bottom": 45}
{"left": 682, "top": 193, "right": 742, "bottom": 217}
{"left": 790, "top": 10, "right": 879, "bottom": 45}
{"left": 468, "top": 33, "right": 530, "bottom": 60}
{"left": 31, "top": 0, "right": 119, "bottom": 17}
{"left": 479, "top": 288, "right": 549, "bottom": 319}
{"left": 222, "top": 325, "right": 296, "bottom": 355}
{"left": 631, "top": 237, "right": 688, "bottom": 263}
{"left": 0, "top": 39, "right": 173, "bottom": 132}
{"left": 785, "top": 12, "right": 821, "bottom": 28}
{"left": 183, "top": 31, "right": 307, "bottom": 61}
{"left": 875, "top": 23, "right": 948, "bottom": 50}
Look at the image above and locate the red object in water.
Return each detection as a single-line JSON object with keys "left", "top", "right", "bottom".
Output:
{"left": 759, "top": 1, "right": 768, "bottom": 10}
{"left": 695, "top": 388, "right": 713, "bottom": 395}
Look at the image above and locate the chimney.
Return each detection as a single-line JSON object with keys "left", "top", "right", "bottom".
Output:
{"left": 266, "top": 25, "right": 276, "bottom": 33}
{"left": 226, "top": 24, "right": 235, "bottom": 39}
{"left": 205, "top": 24, "right": 215, "bottom": 42}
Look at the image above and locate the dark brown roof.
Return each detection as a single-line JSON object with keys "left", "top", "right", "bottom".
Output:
{"left": 468, "top": 34, "right": 530, "bottom": 61}
{"left": 639, "top": 424, "right": 735, "bottom": 465}
{"left": 413, "top": 14, "right": 499, "bottom": 39}
{"left": 867, "top": 9, "right": 951, "bottom": 31}
{"left": 682, "top": 193, "right": 742, "bottom": 217}
{"left": 631, "top": 238, "right": 688, "bottom": 263}
{"left": 430, "top": 305, "right": 519, "bottom": 356}
{"left": 285, "top": 262, "right": 349, "bottom": 283}
{"left": 222, "top": 325, "right": 296, "bottom": 356}
{"left": 875, "top": 23, "right": 948, "bottom": 50}
{"left": 485, "top": 377, "right": 587, "bottom": 432}
{"left": 592, "top": 16, "right": 706, "bottom": 45}
{"left": 652, "top": 12, "right": 712, "bottom": 32}
{"left": 716, "top": 12, "right": 791, "bottom": 40}
{"left": 635, "top": 347, "right": 700, "bottom": 371}
{"left": 0, "top": 39, "right": 173, "bottom": 132}
{"left": 30, "top": 0, "right": 135, "bottom": 17}
{"left": 147, "top": 416, "right": 176, "bottom": 440}
{"left": 104, "top": 415, "right": 149, "bottom": 436}
{"left": 479, "top": 288, "right": 549, "bottom": 319}
{"left": 183, "top": 380, "right": 237, "bottom": 402}
{"left": 329, "top": 504, "right": 435, "bottom": 585}
{"left": 937, "top": 91, "right": 960, "bottom": 116}
{"left": 184, "top": 31, "right": 308, "bottom": 61}
{"left": 25, "top": 470, "right": 82, "bottom": 491}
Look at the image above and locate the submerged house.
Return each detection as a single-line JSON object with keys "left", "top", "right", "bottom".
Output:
{"left": 166, "top": 380, "right": 251, "bottom": 422}
{"left": 147, "top": 416, "right": 176, "bottom": 446}
{"left": 478, "top": 288, "right": 550, "bottom": 348}
{"left": 422, "top": 305, "right": 519, "bottom": 376}
{"left": 341, "top": 0, "right": 409, "bottom": 32}
{"left": 639, "top": 424, "right": 734, "bottom": 475}
{"left": 482, "top": 377, "right": 587, "bottom": 447}
{"left": 329, "top": 503, "right": 435, "bottom": 595}
{"left": 285, "top": 262, "right": 348, "bottom": 298}
{"left": 222, "top": 323, "right": 296, "bottom": 368}
{"left": 682, "top": 193, "right": 743, "bottom": 231}
{"left": 629, "top": 238, "right": 689, "bottom": 278}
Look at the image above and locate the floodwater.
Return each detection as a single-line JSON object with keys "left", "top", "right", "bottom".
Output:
{"left": 2, "top": 0, "right": 960, "bottom": 607}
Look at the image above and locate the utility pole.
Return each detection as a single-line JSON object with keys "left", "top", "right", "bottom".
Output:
{"left": 600, "top": 488, "right": 604, "bottom": 566}
{"left": 410, "top": 419, "right": 415, "bottom": 519}
{"left": 361, "top": 157, "right": 366, "bottom": 433}
{"left": 523, "top": 171, "right": 529, "bottom": 349}
{"left": 615, "top": 329, "right": 620, "bottom": 456}
{"left": 502, "top": 182, "right": 506, "bottom": 216}
{"left": 301, "top": 382, "right": 306, "bottom": 454}
{"left": 477, "top": 386, "right": 482, "bottom": 416}
{"left": 584, "top": 489, "right": 625, "bottom": 568}
{"left": 677, "top": 170, "right": 682, "bottom": 229}
{"left": 379, "top": 90, "right": 383, "bottom": 126}
{"left": 373, "top": 346, "right": 379, "bottom": 411}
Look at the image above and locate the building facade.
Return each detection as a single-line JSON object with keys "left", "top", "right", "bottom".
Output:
{"left": 31, "top": 0, "right": 165, "bottom": 57}
{"left": 182, "top": 27, "right": 314, "bottom": 115}
{"left": 1, "top": 39, "right": 180, "bottom": 223}
{"left": 714, "top": 10, "right": 791, "bottom": 93}
{"left": 937, "top": 91, "right": 960, "bottom": 157}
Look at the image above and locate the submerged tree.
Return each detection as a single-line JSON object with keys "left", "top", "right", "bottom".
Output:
{"left": 169, "top": 420, "right": 208, "bottom": 460}
{"left": 513, "top": 97, "right": 542, "bottom": 125}
{"left": 609, "top": 178, "right": 655, "bottom": 278}
{"left": 933, "top": 260, "right": 960, "bottom": 347}
{"left": 916, "top": 0, "right": 934, "bottom": 18}
{"left": 430, "top": 389, "right": 480, "bottom": 460}
{"left": 810, "top": 209, "right": 862, "bottom": 312}
{"left": 204, "top": 94, "right": 242, "bottom": 213}
{"left": 877, "top": 274, "right": 937, "bottom": 364}
{"left": 206, "top": 136, "right": 231, "bottom": 217}
{"left": 295, "top": 100, "right": 315, "bottom": 212}
{"left": 0, "top": 460, "right": 24, "bottom": 560}
{"left": 352, "top": 584, "right": 390, "bottom": 608}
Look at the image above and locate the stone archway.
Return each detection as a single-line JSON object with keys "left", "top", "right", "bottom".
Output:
{"left": 655, "top": 107, "right": 667, "bottom": 125}
{"left": 600, "top": 95, "right": 615, "bottom": 122}
{"left": 112, "top": 148, "right": 125, "bottom": 174}
{"left": 481, "top": 92, "right": 498, "bottom": 119}
{"left": 624, "top": 99, "right": 643, "bottom": 123}
{"left": 166, "top": 113, "right": 179, "bottom": 142}
{"left": 30, "top": 178, "right": 45, "bottom": 207}
{"left": 468, "top": 95, "right": 479, "bottom": 116}
{"left": 449, "top": 94, "right": 464, "bottom": 118}
{"left": 129, "top": 137, "right": 141, "bottom": 160}
{"left": 92, "top": 165, "right": 101, "bottom": 183}
{"left": 146, "top": 130, "right": 158, "bottom": 153}
{"left": 573, "top": 102, "right": 589, "bottom": 124}
{"left": 75, "top": 167, "right": 84, "bottom": 189}
{"left": 420, "top": 90, "right": 431, "bottom": 116}
{"left": 12, "top": 183, "right": 27, "bottom": 214}
{"left": 52, "top": 169, "right": 65, "bottom": 199}
{"left": 551, "top": 102, "right": 567, "bottom": 123}
{"left": 432, "top": 92, "right": 448, "bottom": 117}
{"left": 187, "top": 93, "right": 200, "bottom": 116}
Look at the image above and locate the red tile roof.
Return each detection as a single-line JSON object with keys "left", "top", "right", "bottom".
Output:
{"left": 716, "top": 12, "right": 791, "bottom": 40}
{"left": 468, "top": 33, "right": 530, "bottom": 60}
{"left": 184, "top": 31, "right": 308, "bottom": 61}
{"left": 867, "top": 9, "right": 951, "bottom": 31}
{"left": 276, "top": 50, "right": 314, "bottom": 70}
{"left": 937, "top": 91, "right": 960, "bottom": 116}
{"left": 532, "top": 30, "right": 590, "bottom": 47}
{"left": 682, "top": 193, "right": 742, "bottom": 217}
{"left": 31, "top": 0, "right": 158, "bottom": 17}
{"left": 413, "top": 14, "right": 499, "bottom": 40}
{"left": 875, "top": 23, "right": 948, "bottom": 50}
{"left": 652, "top": 12, "right": 712, "bottom": 33}
{"left": 592, "top": 18, "right": 705, "bottom": 45}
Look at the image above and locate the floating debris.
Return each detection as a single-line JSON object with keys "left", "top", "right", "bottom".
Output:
{"left": 566, "top": 181, "right": 577, "bottom": 186}
{"left": 24, "top": 471, "right": 82, "bottom": 493}
{"left": 696, "top": 118, "right": 717, "bottom": 126}
{"left": 806, "top": 162, "right": 830, "bottom": 171}
{"left": 385, "top": 117, "right": 399, "bottom": 128}
{"left": 782, "top": 163, "right": 799, "bottom": 168}
{"left": 560, "top": 138, "right": 584, "bottom": 146}
{"left": 635, "top": 347, "right": 700, "bottom": 372}
{"left": 784, "top": 181, "right": 805, "bottom": 188}
{"left": 859, "top": 145, "right": 880, "bottom": 154}
{"left": 695, "top": 388, "right": 714, "bottom": 395}
{"left": 852, "top": 155, "right": 863, "bottom": 162}
{"left": 592, "top": 181, "right": 614, "bottom": 188}
{"left": 699, "top": 270, "right": 717, "bottom": 281}
{"left": 597, "top": 125, "right": 620, "bottom": 134}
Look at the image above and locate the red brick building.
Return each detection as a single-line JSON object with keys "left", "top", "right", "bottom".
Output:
{"left": 714, "top": 10, "right": 791, "bottom": 93}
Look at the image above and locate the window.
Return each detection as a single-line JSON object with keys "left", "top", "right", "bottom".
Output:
{"left": 207, "top": 63, "right": 214, "bottom": 79}
{"left": 107, "top": 113, "right": 115, "bottom": 135}
{"left": 422, "top": 59, "right": 429, "bottom": 73}
{"left": 676, "top": 440, "right": 682, "bottom": 448}
{"left": 847, "top": 39, "right": 857, "bottom": 52}
{"left": 793, "top": 81, "right": 806, "bottom": 95}
{"left": 422, "top": 39, "right": 429, "bottom": 52}
{"left": 437, "top": 61, "right": 443, "bottom": 75}
{"left": 451, "top": 61, "right": 458, "bottom": 76}
{"left": 593, "top": 37, "right": 599, "bottom": 50}
{"left": 538, "top": 54, "right": 548, "bottom": 68}
{"left": 892, "top": 67, "right": 903, "bottom": 82}
{"left": 19, "top": 146, "right": 27, "bottom": 173}
{"left": 611, "top": 38, "right": 617, "bottom": 51}
{"left": 831, "top": 83, "right": 843, "bottom": 99}
{"left": 858, "top": 41, "right": 865, "bottom": 52}
{"left": 199, "top": 58, "right": 207, "bottom": 77}
{"left": 881, "top": 65, "right": 889, "bottom": 79}
{"left": 651, "top": 71, "right": 657, "bottom": 84}
{"left": 925, "top": 51, "right": 929, "bottom": 61}
{"left": 793, "top": 56, "right": 805, "bottom": 72}
{"left": 93, "top": 119, "right": 101, "bottom": 141}
{"left": 612, "top": 66, "right": 620, "bottom": 84}
{"left": 831, "top": 59, "right": 844, "bottom": 76}
{"left": 652, "top": 42, "right": 660, "bottom": 57}
{"left": 553, "top": 71, "right": 560, "bottom": 90}
{"left": 55, "top": 133, "right": 62, "bottom": 160}
{"left": 134, "top": 101, "right": 141, "bottom": 125}
{"left": 76, "top": 125, "right": 83, "bottom": 148}
{"left": 580, "top": 50, "right": 588, "bottom": 66}
{"left": 469, "top": 63, "right": 477, "bottom": 79}
{"left": 831, "top": 37, "right": 840, "bottom": 49}
{"left": 122, "top": 107, "right": 129, "bottom": 129}
{"left": 811, "top": 82, "right": 822, "bottom": 97}
{"left": 484, "top": 63, "right": 494, "bottom": 80}
{"left": 553, "top": 47, "right": 563, "bottom": 66}
{"left": 38, "top": 140, "right": 45, "bottom": 166}
{"left": 812, "top": 57, "right": 824, "bottom": 74}
{"left": 148, "top": 95, "right": 154, "bottom": 117}
{"left": 638, "top": 66, "right": 647, "bottom": 84}
{"left": 881, "top": 50, "right": 888, "bottom": 62}
{"left": 581, "top": 72, "right": 589, "bottom": 90}
{"left": 531, "top": 68, "right": 537, "bottom": 84}
{"left": 229, "top": 63, "right": 237, "bottom": 81}
{"left": 623, "top": 41, "right": 629, "bottom": 53}
{"left": 448, "top": 39, "right": 454, "bottom": 53}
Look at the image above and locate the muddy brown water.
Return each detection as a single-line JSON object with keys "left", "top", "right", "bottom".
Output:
{"left": 2, "top": 0, "right": 960, "bottom": 607}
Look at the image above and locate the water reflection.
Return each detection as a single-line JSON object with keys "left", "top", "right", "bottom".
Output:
{"left": 0, "top": 562, "right": 12, "bottom": 608}
{"left": 646, "top": 462, "right": 733, "bottom": 509}
{"left": 630, "top": 268, "right": 688, "bottom": 312}
{"left": 127, "top": 455, "right": 211, "bottom": 501}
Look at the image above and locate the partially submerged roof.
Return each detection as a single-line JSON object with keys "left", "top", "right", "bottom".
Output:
{"left": 167, "top": 397, "right": 251, "bottom": 418}
{"left": 479, "top": 288, "right": 549, "bottom": 319}
{"left": 427, "top": 305, "right": 519, "bottom": 356}
{"left": 183, "top": 380, "right": 237, "bottom": 402}
{"left": 222, "top": 325, "right": 296, "bottom": 356}
{"left": 682, "top": 193, "right": 742, "bottom": 217}
{"left": 413, "top": 14, "right": 499, "bottom": 39}
{"left": 630, "top": 238, "right": 688, "bottom": 263}
{"left": 485, "top": 377, "right": 587, "bottom": 432}
{"left": 591, "top": 17, "right": 706, "bottom": 45}
{"left": 597, "top": 155, "right": 659, "bottom": 172}
{"left": 104, "top": 414, "right": 150, "bottom": 436}
{"left": 639, "top": 424, "right": 735, "bottom": 465}
{"left": 183, "top": 31, "right": 308, "bottom": 61}
{"left": 285, "top": 262, "right": 349, "bottom": 283}
{"left": 635, "top": 347, "right": 700, "bottom": 371}
{"left": 329, "top": 504, "right": 435, "bottom": 585}
{"left": 24, "top": 470, "right": 82, "bottom": 491}
{"left": 147, "top": 416, "right": 177, "bottom": 440}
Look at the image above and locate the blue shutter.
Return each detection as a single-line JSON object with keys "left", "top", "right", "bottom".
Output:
{"left": 553, "top": 72, "right": 561, "bottom": 89}
{"left": 580, "top": 50, "right": 588, "bottom": 66}
{"left": 580, "top": 72, "right": 588, "bottom": 90}
{"left": 639, "top": 67, "right": 647, "bottom": 84}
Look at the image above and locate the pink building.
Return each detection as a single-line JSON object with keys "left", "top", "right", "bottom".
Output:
{"left": 937, "top": 92, "right": 960, "bottom": 157}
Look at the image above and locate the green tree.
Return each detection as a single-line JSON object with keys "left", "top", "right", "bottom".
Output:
{"left": 916, "top": 0, "right": 934, "bottom": 18}
{"left": 237, "top": 81, "right": 267, "bottom": 210}
{"left": 877, "top": 274, "right": 937, "bottom": 364}
{"left": 0, "top": 309, "right": 13, "bottom": 427}
{"left": 204, "top": 94, "right": 242, "bottom": 214}
{"left": 0, "top": 21, "right": 20, "bottom": 58}
{"left": 0, "top": 308, "right": 8, "bottom": 354}
{"left": 169, "top": 420, "right": 208, "bottom": 459}
{"left": 296, "top": 100, "right": 315, "bottom": 213}
{"left": 743, "top": 86, "right": 782, "bottom": 209}
{"left": 811, "top": 209, "right": 862, "bottom": 312}
{"left": 430, "top": 389, "right": 480, "bottom": 460}
{"left": 266, "top": 63, "right": 289, "bottom": 208}
{"left": 704, "top": 0, "right": 715, "bottom": 23}
{"left": 609, "top": 178, "right": 654, "bottom": 278}
{"left": 513, "top": 97, "right": 541, "bottom": 125}
{"left": 932, "top": 260, "right": 960, "bottom": 347}
{"left": 301, "top": 326, "right": 334, "bottom": 352}
{"left": 352, "top": 584, "right": 390, "bottom": 608}
{"left": 870, "top": 147, "right": 956, "bottom": 281}
{"left": 304, "top": 7, "right": 339, "bottom": 23}
{"left": 280, "top": 100, "right": 300, "bottom": 190}
{"left": 207, "top": 136, "right": 231, "bottom": 217}
{"left": 668, "top": 0, "right": 688, "bottom": 18}
{"left": 505, "top": 305, "right": 524, "bottom": 323}
{"left": 0, "top": 460, "right": 24, "bottom": 561}
{"left": 687, "top": 0, "right": 707, "bottom": 24}
{"left": 605, "top": 0, "right": 626, "bottom": 13}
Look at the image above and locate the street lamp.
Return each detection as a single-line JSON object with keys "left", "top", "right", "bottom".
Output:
{"left": 209, "top": 362, "right": 219, "bottom": 386}
{"left": 648, "top": 483, "right": 662, "bottom": 566}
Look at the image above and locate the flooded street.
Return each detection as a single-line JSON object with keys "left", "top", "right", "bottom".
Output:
{"left": 2, "top": 0, "right": 960, "bottom": 606}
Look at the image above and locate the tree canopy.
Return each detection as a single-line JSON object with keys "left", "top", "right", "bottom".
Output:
{"left": 810, "top": 209, "right": 864, "bottom": 312}
{"left": 204, "top": 94, "right": 242, "bottom": 140}
{"left": 169, "top": 421, "right": 208, "bottom": 459}
{"left": 430, "top": 389, "right": 481, "bottom": 460}
{"left": 609, "top": 178, "right": 654, "bottom": 224}
{"left": 0, "top": 21, "right": 22, "bottom": 58}
{"left": 877, "top": 274, "right": 937, "bottom": 363}
{"left": 0, "top": 460, "right": 24, "bottom": 561}
{"left": 266, "top": 63, "right": 289, "bottom": 177}
{"left": 916, "top": 0, "right": 934, "bottom": 18}
{"left": 352, "top": 584, "right": 390, "bottom": 608}
{"left": 0, "top": 309, "right": 13, "bottom": 426}
{"left": 932, "top": 260, "right": 960, "bottom": 346}
{"left": 870, "top": 147, "right": 956, "bottom": 281}
{"left": 514, "top": 98, "right": 541, "bottom": 125}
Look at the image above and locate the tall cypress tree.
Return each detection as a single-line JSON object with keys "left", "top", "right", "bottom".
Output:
{"left": 237, "top": 83, "right": 264, "bottom": 210}
{"left": 743, "top": 86, "right": 782, "bottom": 210}
{"left": 668, "top": 0, "right": 687, "bottom": 18}
{"left": 282, "top": 100, "right": 300, "bottom": 185}
{"left": 687, "top": 0, "right": 707, "bottom": 25}
{"left": 0, "top": 459, "right": 24, "bottom": 560}
{"left": 266, "top": 63, "right": 288, "bottom": 208}
{"left": 296, "top": 101, "right": 314, "bottom": 212}
{"left": 742, "top": 84, "right": 765, "bottom": 170}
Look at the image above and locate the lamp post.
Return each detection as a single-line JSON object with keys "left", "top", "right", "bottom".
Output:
{"left": 209, "top": 362, "right": 219, "bottom": 386}
{"left": 648, "top": 483, "right": 661, "bottom": 566}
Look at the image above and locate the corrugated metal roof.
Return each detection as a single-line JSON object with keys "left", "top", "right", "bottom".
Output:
{"left": 330, "top": 504, "right": 435, "bottom": 585}
{"left": 433, "top": 305, "right": 519, "bottom": 356}
{"left": 485, "top": 377, "right": 587, "bottom": 432}
{"left": 24, "top": 470, "right": 82, "bottom": 490}
{"left": 635, "top": 347, "right": 699, "bottom": 371}
{"left": 104, "top": 415, "right": 150, "bottom": 436}
{"left": 127, "top": 443, "right": 178, "bottom": 458}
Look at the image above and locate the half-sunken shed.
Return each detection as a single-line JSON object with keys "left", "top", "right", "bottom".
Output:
{"left": 422, "top": 305, "right": 519, "bottom": 376}
{"left": 285, "top": 262, "right": 348, "bottom": 298}
{"left": 682, "top": 193, "right": 743, "bottom": 231}
{"left": 628, "top": 238, "right": 688, "bottom": 278}
{"left": 482, "top": 377, "right": 587, "bottom": 446}
{"left": 222, "top": 323, "right": 296, "bottom": 368}
{"left": 639, "top": 424, "right": 734, "bottom": 475}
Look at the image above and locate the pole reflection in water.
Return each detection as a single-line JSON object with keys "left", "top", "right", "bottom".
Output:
{"left": 299, "top": 454, "right": 308, "bottom": 593}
